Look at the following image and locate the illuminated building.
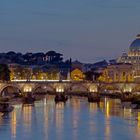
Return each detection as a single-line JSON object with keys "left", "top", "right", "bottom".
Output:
{"left": 70, "top": 60, "right": 85, "bottom": 81}
{"left": 71, "top": 68, "right": 85, "bottom": 81}
{"left": 43, "top": 51, "right": 63, "bottom": 63}
{"left": 117, "top": 34, "right": 140, "bottom": 81}
{"left": 98, "top": 63, "right": 134, "bottom": 82}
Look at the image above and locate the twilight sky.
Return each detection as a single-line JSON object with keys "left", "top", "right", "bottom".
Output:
{"left": 0, "top": 0, "right": 140, "bottom": 63}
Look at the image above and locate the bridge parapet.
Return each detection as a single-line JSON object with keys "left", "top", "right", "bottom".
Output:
{"left": 0, "top": 81, "right": 139, "bottom": 97}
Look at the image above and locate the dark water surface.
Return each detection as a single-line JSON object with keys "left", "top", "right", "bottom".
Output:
{"left": 0, "top": 96, "right": 140, "bottom": 140}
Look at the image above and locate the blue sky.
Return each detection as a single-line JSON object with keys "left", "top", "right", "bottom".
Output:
{"left": 0, "top": 0, "right": 140, "bottom": 62}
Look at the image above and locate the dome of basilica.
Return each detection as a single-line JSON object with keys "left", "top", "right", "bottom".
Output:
{"left": 130, "top": 34, "right": 140, "bottom": 51}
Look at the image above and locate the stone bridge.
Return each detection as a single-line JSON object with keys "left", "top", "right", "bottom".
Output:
{"left": 0, "top": 81, "right": 140, "bottom": 97}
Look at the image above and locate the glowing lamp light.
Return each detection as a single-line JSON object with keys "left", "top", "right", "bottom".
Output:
{"left": 89, "top": 86, "right": 97, "bottom": 93}
{"left": 24, "top": 87, "right": 32, "bottom": 92}
{"left": 123, "top": 87, "right": 132, "bottom": 93}
{"left": 56, "top": 87, "right": 64, "bottom": 93}
{"left": 90, "top": 89, "right": 95, "bottom": 92}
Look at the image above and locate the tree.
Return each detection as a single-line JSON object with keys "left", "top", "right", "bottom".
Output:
{"left": 46, "top": 51, "right": 63, "bottom": 63}
{"left": 0, "top": 64, "right": 10, "bottom": 81}
{"left": 84, "top": 71, "right": 94, "bottom": 81}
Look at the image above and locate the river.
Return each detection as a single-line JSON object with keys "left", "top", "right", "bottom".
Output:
{"left": 0, "top": 96, "right": 140, "bottom": 140}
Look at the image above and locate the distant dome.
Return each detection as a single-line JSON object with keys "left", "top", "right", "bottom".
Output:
{"left": 130, "top": 34, "right": 140, "bottom": 51}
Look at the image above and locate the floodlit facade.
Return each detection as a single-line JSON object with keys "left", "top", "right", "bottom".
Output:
{"left": 98, "top": 63, "right": 134, "bottom": 82}
{"left": 117, "top": 34, "right": 140, "bottom": 81}
{"left": 71, "top": 68, "right": 85, "bottom": 81}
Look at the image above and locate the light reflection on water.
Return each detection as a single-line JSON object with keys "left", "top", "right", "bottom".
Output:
{"left": 0, "top": 96, "right": 140, "bottom": 140}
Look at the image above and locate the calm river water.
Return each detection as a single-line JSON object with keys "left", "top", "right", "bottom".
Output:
{"left": 0, "top": 96, "right": 140, "bottom": 140}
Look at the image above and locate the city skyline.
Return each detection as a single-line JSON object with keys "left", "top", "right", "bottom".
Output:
{"left": 1, "top": 0, "right": 140, "bottom": 62}
{"left": 1, "top": 1, "right": 140, "bottom": 140}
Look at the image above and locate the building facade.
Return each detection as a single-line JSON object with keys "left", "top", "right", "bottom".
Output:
{"left": 98, "top": 63, "right": 134, "bottom": 82}
{"left": 117, "top": 34, "right": 140, "bottom": 81}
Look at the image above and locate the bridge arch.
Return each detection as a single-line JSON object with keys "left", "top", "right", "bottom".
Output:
{"left": 0, "top": 85, "right": 22, "bottom": 97}
{"left": 67, "top": 83, "right": 89, "bottom": 92}
{"left": 99, "top": 84, "right": 120, "bottom": 93}
{"left": 132, "top": 85, "right": 140, "bottom": 92}
{"left": 32, "top": 84, "right": 55, "bottom": 94}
